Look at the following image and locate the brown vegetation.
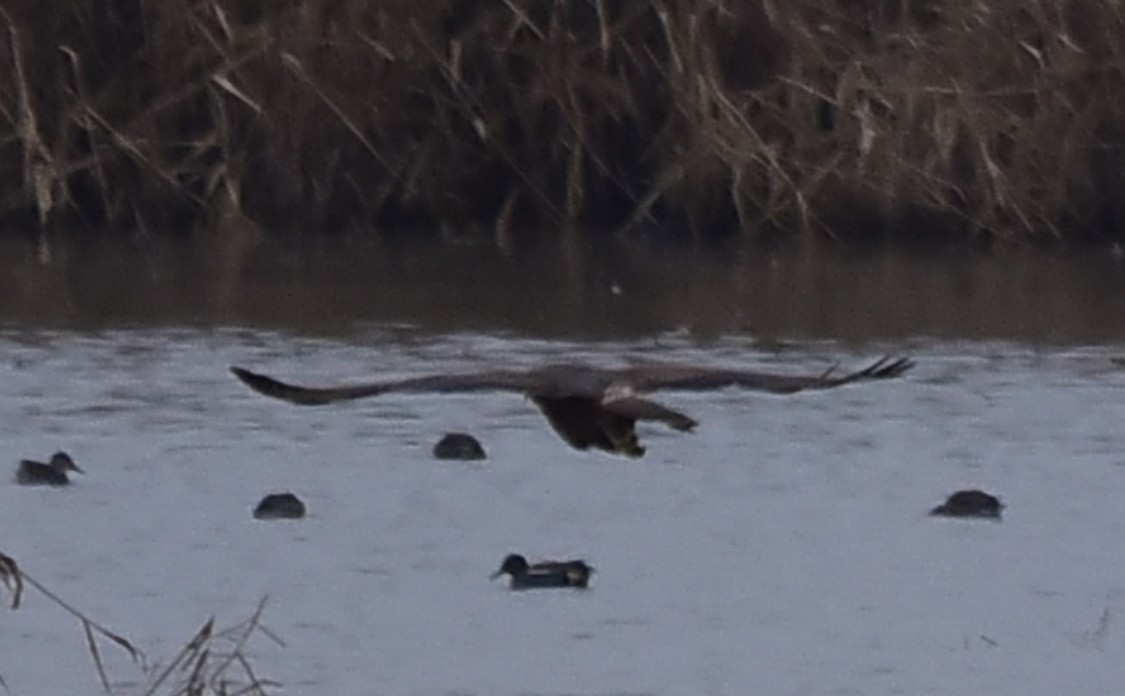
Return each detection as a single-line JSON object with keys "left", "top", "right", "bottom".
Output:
{"left": 0, "top": 549, "right": 278, "bottom": 694}
{"left": 0, "top": 0, "right": 1121, "bottom": 245}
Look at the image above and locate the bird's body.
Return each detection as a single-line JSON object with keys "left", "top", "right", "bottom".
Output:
{"left": 930, "top": 489, "right": 1003, "bottom": 519}
{"left": 490, "top": 553, "right": 593, "bottom": 589}
{"left": 230, "top": 356, "right": 912, "bottom": 457}
{"left": 253, "top": 492, "right": 307, "bottom": 520}
{"left": 432, "top": 432, "right": 487, "bottom": 460}
{"left": 16, "top": 452, "right": 83, "bottom": 486}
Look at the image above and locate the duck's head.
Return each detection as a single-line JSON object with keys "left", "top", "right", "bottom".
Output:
{"left": 49, "top": 452, "right": 83, "bottom": 475}
{"left": 490, "top": 553, "right": 529, "bottom": 580}
{"left": 563, "top": 561, "right": 594, "bottom": 587}
{"left": 602, "top": 418, "right": 645, "bottom": 458}
{"left": 614, "top": 434, "right": 645, "bottom": 458}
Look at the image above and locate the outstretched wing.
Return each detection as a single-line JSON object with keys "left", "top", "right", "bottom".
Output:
{"left": 617, "top": 356, "right": 914, "bottom": 394}
{"left": 230, "top": 366, "right": 539, "bottom": 405}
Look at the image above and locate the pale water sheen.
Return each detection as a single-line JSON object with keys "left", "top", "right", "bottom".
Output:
{"left": 2, "top": 329, "right": 1125, "bottom": 695}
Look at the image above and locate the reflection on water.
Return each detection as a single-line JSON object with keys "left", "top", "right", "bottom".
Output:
{"left": 1, "top": 236, "right": 1124, "bottom": 342}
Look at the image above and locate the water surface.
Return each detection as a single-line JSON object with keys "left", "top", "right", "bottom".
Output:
{"left": 4, "top": 237, "right": 1125, "bottom": 341}
{"left": 2, "top": 329, "right": 1125, "bottom": 694}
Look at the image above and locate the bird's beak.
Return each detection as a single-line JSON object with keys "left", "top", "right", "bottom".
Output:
{"left": 489, "top": 569, "right": 503, "bottom": 581}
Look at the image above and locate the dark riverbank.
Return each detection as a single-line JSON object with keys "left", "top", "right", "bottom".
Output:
{"left": 1, "top": 1, "right": 1122, "bottom": 245}
{"left": 3, "top": 236, "right": 1124, "bottom": 342}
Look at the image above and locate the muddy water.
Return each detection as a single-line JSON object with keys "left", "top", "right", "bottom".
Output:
{"left": 2, "top": 236, "right": 1124, "bottom": 342}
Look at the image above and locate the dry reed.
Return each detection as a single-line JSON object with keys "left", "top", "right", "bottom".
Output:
{"left": 0, "top": 0, "right": 1120, "bottom": 246}
{"left": 0, "top": 549, "right": 279, "bottom": 695}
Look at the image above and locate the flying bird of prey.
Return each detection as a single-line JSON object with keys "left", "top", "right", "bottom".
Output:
{"left": 230, "top": 356, "right": 913, "bottom": 458}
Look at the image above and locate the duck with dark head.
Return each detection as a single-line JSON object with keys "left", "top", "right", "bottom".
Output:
{"left": 490, "top": 553, "right": 594, "bottom": 590}
{"left": 16, "top": 452, "right": 83, "bottom": 486}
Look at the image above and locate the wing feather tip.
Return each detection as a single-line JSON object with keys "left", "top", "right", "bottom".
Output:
{"left": 230, "top": 365, "right": 269, "bottom": 389}
{"left": 677, "top": 417, "right": 699, "bottom": 432}
{"left": 852, "top": 355, "right": 914, "bottom": 380}
{"left": 875, "top": 356, "right": 915, "bottom": 378}
{"left": 229, "top": 365, "right": 303, "bottom": 402}
{"left": 229, "top": 365, "right": 254, "bottom": 381}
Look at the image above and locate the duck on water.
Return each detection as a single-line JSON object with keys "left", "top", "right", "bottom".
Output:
{"left": 490, "top": 553, "right": 594, "bottom": 590}
{"left": 930, "top": 489, "right": 1004, "bottom": 520}
{"left": 432, "top": 432, "right": 487, "bottom": 461}
{"left": 253, "top": 492, "right": 307, "bottom": 520}
{"left": 16, "top": 452, "right": 83, "bottom": 486}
